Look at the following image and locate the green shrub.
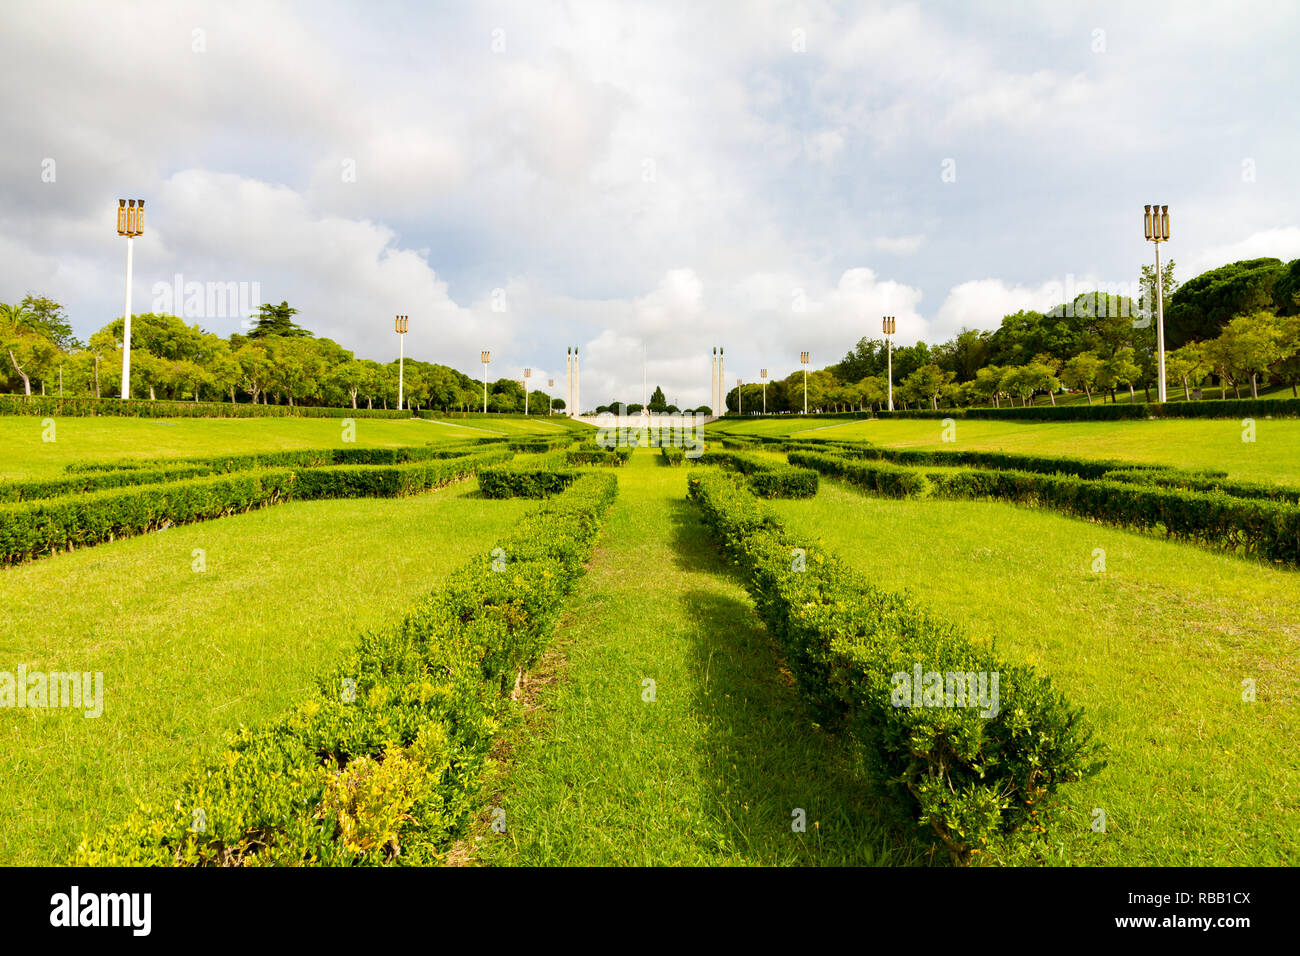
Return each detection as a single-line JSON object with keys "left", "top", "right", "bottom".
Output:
{"left": 659, "top": 445, "right": 685, "bottom": 466}
{"left": 563, "top": 447, "right": 633, "bottom": 467}
{"left": 477, "top": 455, "right": 579, "bottom": 498}
{"left": 700, "top": 449, "right": 819, "bottom": 498}
{"left": 64, "top": 442, "right": 500, "bottom": 475}
{"left": 788, "top": 450, "right": 931, "bottom": 498}
{"left": 0, "top": 451, "right": 510, "bottom": 565}
{"left": 686, "top": 471, "right": 1102, "bottom": 863}
{"left": 0, "top": 395, "right": 410, "bottom": 419}
{"left": 873, "top": 397, "right": 1300, "bottom": 421}
{"left": 76, "top": 473, "right": 619, "bottom": 866}
{"left": 1101, "top": 468, "right": 1300, "bottom": 504}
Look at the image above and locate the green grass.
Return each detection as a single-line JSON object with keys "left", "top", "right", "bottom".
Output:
{"left": 768, "top": 480, "right": 1300, "bottom": 866}
{"left": 0, "top": 414, "right": 584, "bottom": 480}
{"left": 0, "top": 478, "right": 530, "bottom": 865}
{"left": 716, "top": 416, "right": 1300, "bottom": 483}
{"left": 471, "top": 450, "right": 933, "bottom": 866}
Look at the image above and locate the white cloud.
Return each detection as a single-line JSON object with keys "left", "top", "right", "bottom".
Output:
{"left": 1182, "top": 228, "right": 1300, "bottom": 277}
{"left": 873, "top": 235, "right": 924, "bottom": 256}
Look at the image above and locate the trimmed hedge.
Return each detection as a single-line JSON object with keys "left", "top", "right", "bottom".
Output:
{"left": 701, "top": 449, "right": 819, "bottom": 498}
{"left": 1101, "top": 467, "right": 1300, "bottom": 505}
{"left": 477, "top": 456, "right": 579, "bottom": 498}
{"left": 794, "top": 449, "right": 1300, "bottom": 565}
{"left": 64, "top": 442, "right": 500, "bottom": 475}
{"left": 659, "top": 445, "right": 685, "bottom": 466}
{"left": 0, "top": 395, "right": 411, "bottom": 419}
{"left": 0, "top": 451, "right": 510, "bottom": 565}
{"left": 564, "top": 447, "right": 633, "bottom": 467}
{"left": 686, "top": 472, "right": 1101, "bottom": 862}
{"left": 873, "top": 397, "right": 1300, "bottom": 421}
{"left": 76, "top": 473, "right": 618, "bottom": 865}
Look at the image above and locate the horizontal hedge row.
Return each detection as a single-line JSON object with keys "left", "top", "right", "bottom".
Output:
{"left": 794, "top": 449, "right": 1300, "bottom": 565}
{"left": 77, "top": 473, "right": 619, "bottom": 865}
{"left": 0, "top": 395, "right": 412, "bottom": 419}
{"left": 874, "top": 397, "right": 1300, "bottom": 421}
{"left": 659, "top": 445, "right": 685, "bottom": 466}
{"left": 477, "top": 456, "right": 579, "bottom": 498}
{"left": 506, "top": 435, "right": 575, "bottom": 453}
{"left": 564, "top": 447, "right": 633, "bottom": 467}
{"left": 0, "top": 450, "right": 510, "bottom": 565}
{"left": 784, "top": 438, "right": 1201, "bottom": 482}
{"left": 702, "top": 449, "right": 819, "bottom": 498}
{"left": 64, "top": 441, "right": 500, "bottom": 475}
{"left": 686, "top": 471, "right": 1101, "bottom": 863}
{"left": 1101, "top": 468, "right": 1300, "bottom": 505}
{"left": 1, "top": 463, "right": 228, "bottom": 502}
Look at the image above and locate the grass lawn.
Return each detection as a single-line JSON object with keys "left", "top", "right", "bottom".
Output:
{"left": 769, "top": 480, "right": 1300, "bottom": 866}
{"left": 716, "top": 416, "right": 1300, "bottom": 484}
{"left": 467, "top": 450, "right": 934, "bottom": 866}
{"left": 0, "top": 478, "right": 530, "bottom": 865}
{"left": 0, "top": 414, "right": 583, "bottom": 480}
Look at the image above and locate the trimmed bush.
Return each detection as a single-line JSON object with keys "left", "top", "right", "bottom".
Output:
{"left": 700, "top": 449, "right": 819, "bottom": 498}
{"left": 0, "top": 451, "right": 510, "bottom": 565}
{"left": 76, "top": 473, "right": 618, "bottom": 866}
{"left": 0, "top": 395, "right": 410, "bottom": 419}
{"left": 659, "top": 445, "right": 685, "bottom": 466}
{"left": 1101, "top": 467, "right": 1300, "bottom": 505}
{"left": 477, "top": 455, "right": 579, "bottom": 498}
{"left": 686, "top": 471, "right": 1101, "bottom": 863}
{"left": 564, "top": 447, "right": 633, "bottom": 467}
{"left": 873, "top": 397, "right": 1300, "bottom": 421}
{"left": 788, "top": 450, "right": 931, "bottom": 498}
{"left": 63, "top": 441, "right": 501, "bottom": 475}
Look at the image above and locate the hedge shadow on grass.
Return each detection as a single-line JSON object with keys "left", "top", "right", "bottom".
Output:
{"left": 664, "top": 498, "right": 937, "bottom": 866}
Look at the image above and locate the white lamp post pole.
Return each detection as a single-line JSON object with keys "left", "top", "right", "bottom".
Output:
{"left": 548, "top": 378, "right": 554, "bottom": 416}
{"left": 1145, "top": 205, "right": 1171, "bottom": 403}
{"left": 883, "top": 316, "right": 895, "bottom": 411}
{"left": 737, "top": 378, "right": 742, "bottom": 415}
{"left": 481, "top": 350, "right": 491, "bottom": 413}
{"left": 760, "top": 368, "right": 767, "bottom": 414}
{"left": 395, "top": 314, "right": 408, "bottom": 410}
{"left": 524, "top": 368, "right": 530, "bottom": 415}
{"left": 116, "top": 199, "right": 144, "bottom": 399}
{"left": 800, "top": 351, "right": 809, "bottom": 414}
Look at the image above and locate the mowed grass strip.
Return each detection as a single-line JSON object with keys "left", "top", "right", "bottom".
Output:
{"left": 769, "top": 481, "right": 1300, "bottom": 866}
{"left": 716, "top": 416, "right": 1300, "bottom": 484}
{"left": 0, "top": 479, "right": 530, "bottom": 865}
{"left": 473, "top": 450, "right": 930, "bottom": 866}
{"left": 0, "top": 415, "right": 582, "bottom": 480}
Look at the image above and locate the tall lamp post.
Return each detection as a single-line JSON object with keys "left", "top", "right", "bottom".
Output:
{"left": 523, "top": 367, "right": 531, "bottom": 415}
{"left": 1144, "top": 204, "right": 1171, "bottom": 403}
{"left": 548, "top": 378, "right": 555, "bottom": 416}
{"left": 737, "top": 378, "right": 743, "bottom": 415}
{"left": 760, "top": 368, "right": 767, "bottom": 414}
{"left": 883, "top": 316, "right": 896, "bottom": 411}
{"left": 481, "top": 350, "right": 491, "bottom": 413}
{"left": 395, "top": 314, "right": 408, "bottom": 410}
{"left": 800, "top": 351, "right": 810, "bottom": 414}
{"left": 116, "top": 199, "right": 144, "bottom": 399}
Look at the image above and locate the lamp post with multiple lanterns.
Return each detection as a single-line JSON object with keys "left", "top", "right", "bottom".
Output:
{"left": 883, "top": 316, "right": 896, "bottom": 412}
{"left": 481, "top": 350, "right": 491, "bottom": 413}
{"left": 116, "top": 199, "right": 144, "bottom": 399}
{"left": 523, "top": 368, "right": 531, "bottom": 415}
{"left": 395, "top": 314, "right": 409, "bottom": 410}
{"left": 800, "top": 351, "right": 810, "bottom": 414}
{"left": 548, "top": 378, "right": 555, "bottom": 415}
{"left": 737, "top": 378, "right": 742, "bottom": 415}
{"left": 760, "top": 368, "right": 767, "bottom": 414}
{"left": 1144, "top": 204, "right": 1171, "bottom": 403}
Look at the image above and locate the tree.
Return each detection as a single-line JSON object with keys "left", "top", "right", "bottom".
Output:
{"left": 971, "top": 365, "right": 1006, "bottom": 408}
{"left": 1098, "top": 348, "right": 1141, "bottom": 403}
{"left": 1165, "top": 258, "right": 1286, "bottom": 348}
{"left": 1, "top": 306, "right": 58, "bottom": 396}
{"left": 16, "top": 295, "right": 79, "bottom": 349}
{"left": 247, "top": 301, "right": 313, "bottom": 339}
{"left": 856, "top": 375, "right": 887, "bottom": 411}
{"left": 1269, "top": 315, "right": 1300, "bottom": 396}
{"left": 648, "top": 385, "right": 668, "bottom": 413}
{"left": 1139, "top": 258, "right": 1178, "bottom": 328}
{"left": 1061, "top": 352, "right": 1102, "bottom": 404}
{"left": 234, "top": 342, "right": 273, "bottom": 404}
{"left": 1213, "top": 311, "right": 1286, "bottom": 399}
{"left": 1165, "top": 343, "right": 1209, "bottom": 401}
{"left": 903, "top": 364, "right": 952, "bottom": 409}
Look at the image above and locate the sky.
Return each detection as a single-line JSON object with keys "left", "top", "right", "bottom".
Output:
{"left": 2, "top": 0, "right": 1298, "bottom": 410}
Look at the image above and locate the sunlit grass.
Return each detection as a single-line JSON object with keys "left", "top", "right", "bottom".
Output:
{"left": 0, "top": 479, "right": 530, "bottom": 865}
{"left": 769, "top": 481, "right": 1300, "bottom": 866}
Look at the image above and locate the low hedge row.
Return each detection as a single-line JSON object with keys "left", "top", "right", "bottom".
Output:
{"left": 0, "top": 463, "right": 227, "bottom": 502}
{"left": 659, "top": 445, "right": 685, "bottom": 466}
{"left": 76, "top": 473, "right": 619, "bottom": 865}
{"left": 0, "top": 395, "right": 411, "bottom": 419}
{"left": 563, "top": 447, "right": 633, "bottom": 467}
{"left": 65, "top": 442, "right": 499, "bottom": 474}
{"left": 793, "top": 449, "right": 1300, "bottom": 565}
{"left": 686, "top": 471, "right": 1101, "bottom": 862}
{"left": 477, "top": 456, "right": 579, "bottom": 498}
{"left": 702, "top": 449, "right": 819, "bottom": 498}
{"left": 1101, "top": 468, "right": 1300, "bottom": 505}
{"left": 873, "top": 397, "right": 1300, "bottom": 421}
{"left": 0, "top": 451, "right": 510, "bottom": 565}
{"left": 506, "top": 435, "right": 574, "bottom": 453}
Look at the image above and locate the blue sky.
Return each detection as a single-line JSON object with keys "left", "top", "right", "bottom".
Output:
{"left": 2, "top": 0, "right": 1298, "bottom": 409}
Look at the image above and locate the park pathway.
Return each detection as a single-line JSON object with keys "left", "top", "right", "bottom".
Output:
{"left": 469, "top": 449, "right": 922, "bottom": 866}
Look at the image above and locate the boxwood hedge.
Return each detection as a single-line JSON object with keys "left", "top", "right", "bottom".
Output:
{"left": 76, "top": 472, "right": 618, "bottom": 866}
{"left": 686, "top": 471, "right": 1102, "bottom": 863}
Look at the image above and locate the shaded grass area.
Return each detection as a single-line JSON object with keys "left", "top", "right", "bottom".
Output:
{"left": 715, "top": 416, "right": 1300, "bottom": 484}
{"left": 472, "top": 451, "right": 932, "bottom": 866}
{"left": 769, "top": 481, "right": 1300, "bottom": 866}
{"left": 0, "top": 479, "right": 530, "bottom": 865}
